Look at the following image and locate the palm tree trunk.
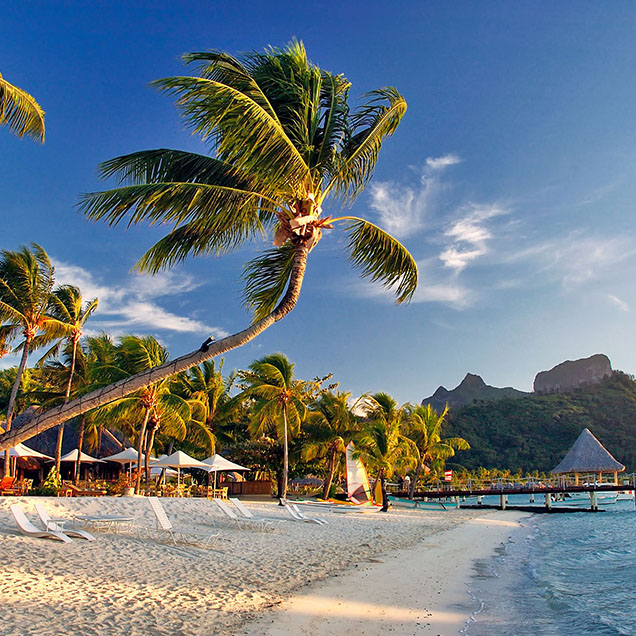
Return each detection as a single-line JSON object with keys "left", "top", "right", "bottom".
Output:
{"left": 0, "top": 244, "right": 310, "bottom": 451}
{"left": 74, "top": 418, "right": 85, "bottom": 484}
{"left": 281, "top": 404, "right": 289, "bottom": 503}
{"left": 379, "top": 469, "right": 389, "bottom": 512}
{"left": 409, "top": 464, "right": 421, "bottom": 499}
{"left": 4, "top": 339, "right": 30, "bottom": 477}
{"left": 144, "top": 426, "right": 156, "bottom": 487}
{"left": 322, "top": 444, "right": 338, "bottom": 500}
{"left": 134, "top": 410, "right": 151, "bottom": 495}
{"left": 54, "top": 337, "right": 79, "bottom": 473}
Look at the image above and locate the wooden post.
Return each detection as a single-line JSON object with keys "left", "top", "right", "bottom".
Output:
{"left": 591, "top": 490, "right": 599, "bottom": 511}
{"left": 455, "top": 496, "right": 460, "bottom": 509}
{"left": 500, "top": 494, "right": 506, "bottom": 510}
{"left": 545, "top": 492, "right": 552, "bottom": 510}
{"left": 613, "top": 471, "right": 618, "bottom": 486}
{"left": 575, "top": 473, "right": 579, "bottom": 486}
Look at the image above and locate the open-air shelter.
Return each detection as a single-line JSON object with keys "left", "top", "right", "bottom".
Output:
{"left": 551, "top": 428, "right": 625, "bottom": 485}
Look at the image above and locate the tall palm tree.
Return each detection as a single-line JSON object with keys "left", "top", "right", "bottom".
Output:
{"left": 303, "top": 391, "right": 359, "bottom": 500}
{"left": 0, "top": 244, "right": 67, "bottom": 474}
{"left": 0, "top": 41, "right": 417, "bottom": 453}
{"left": 356, "top": 393, "right": 417, "bottom": 511}
{"left": 239, "top": 352, "right": 307, "bottom": 500}
{"left": 0, "top": 72, "right": 45, "bottom": 141}
{"left": 404, "top": 404, "right": 470, "bottom": 497}
{"left": 40, "top": 286, "right": 98, "bottom": 472}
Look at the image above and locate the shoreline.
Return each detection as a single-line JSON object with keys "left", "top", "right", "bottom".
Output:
{"left": 238, "top": 509, "right": 527, "bottom": 636}
{"left": 0, "top": 497, "right": 526, "bottom": 635}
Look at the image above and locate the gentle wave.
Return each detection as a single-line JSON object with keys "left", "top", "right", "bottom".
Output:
{"left": 465, "top": 499, "right": 636, "bottom": 636}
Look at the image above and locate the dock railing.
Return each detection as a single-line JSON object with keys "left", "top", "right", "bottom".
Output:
{"left": 401, "top": 472, "right": 636, "bottom": 498}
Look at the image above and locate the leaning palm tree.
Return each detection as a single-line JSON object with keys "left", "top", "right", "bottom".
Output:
{"left": 303, "top": 390, "right": 359, "bottom": 500}
{"left": 40, "top": 286, "right": 98, "bottom": 472}
{"left": 0, "top": 244, "right": 67, "bottom": 474}
{"left": 404, "top": 404, "right": 469, "bottom": 497}
{"left": 0, "top": 41, "right": 417, "bottom": 453}
{"left": 0, "top": 72, "right": 45, "bottom": 141}
{"left": 239, "top": 352, "right": 308, "bottom": 501}
{"left": 356, "top": 393, "right": 417, "bottom": 511}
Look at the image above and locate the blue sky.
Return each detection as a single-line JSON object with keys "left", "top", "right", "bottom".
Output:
{"left": 2, "top": 2, "right": 636, "bottom": 403}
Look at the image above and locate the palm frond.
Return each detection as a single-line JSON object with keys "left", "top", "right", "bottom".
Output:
{"left": 242, "top": 244, "right": 296, "bottom": 322}
{"left": 151, "top": 75, "right": 310, "bottom": 193}
{"left": 0, "top": 73, "right": 45, "bottom": 142}
{"left": 327, "top": 87, "right": 406, "bottom": 203}
{"left": 182, "top": 51, "right": 281, "bottom": 125}
{"left": 342, "top": 218, "right": 417, "bottom": 303}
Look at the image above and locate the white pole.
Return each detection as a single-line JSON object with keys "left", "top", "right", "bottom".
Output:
{"left": 545, "top": 492, "right": 552, "bottom": 510}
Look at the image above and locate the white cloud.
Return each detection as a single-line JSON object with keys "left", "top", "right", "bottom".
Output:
{"left": 369, "top": 154, "right": 461, "bottom": 239}
{"left": 608, "top": 294, "right": 629, "bottom": 312}
{"left": 440, "top": 203, "right": 509, "bottom": 272}
{"left": 425, "top": 153, "right": 462, "bottom": 170}
{"left": 52, "top": 260, "right": 229, "bottom": 338}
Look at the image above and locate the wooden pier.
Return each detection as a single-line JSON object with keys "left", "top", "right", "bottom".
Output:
{"left": 390, "top": 473, "right": 636, "bottom": 512}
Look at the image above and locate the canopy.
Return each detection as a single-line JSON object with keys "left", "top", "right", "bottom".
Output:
{"left": 8, "top": 443, "right": 52, "bottom": 459}
{"left": 152, "top": 450, "right": 209, "bottom": 469}
{"left": 552, "top": 428, "right": 625, "bottom": 474}
{"left": 102, "top": 447, "right": 155, "bottom": 464}
{"left": 202, "top": 454, "right": 249, "bottom": 472}
{"left": 58, "top": 449, "right": 105, "bottom": 463}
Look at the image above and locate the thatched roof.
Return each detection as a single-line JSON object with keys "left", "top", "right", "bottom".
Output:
{"left": 551, "top": 428, "right": 625, "bottom": 474}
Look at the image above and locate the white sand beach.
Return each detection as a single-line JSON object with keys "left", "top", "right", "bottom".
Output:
{"left": 0, "top": 497, "right": 525, "bottom": 636}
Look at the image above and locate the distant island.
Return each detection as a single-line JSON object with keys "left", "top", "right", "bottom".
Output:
{"left": 422, "top": 354, "right": 635, "bottom": 473}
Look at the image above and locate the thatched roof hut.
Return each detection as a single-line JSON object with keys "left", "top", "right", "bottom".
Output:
{"left": 551, "top": 428, "right": 625, "bottom": 475}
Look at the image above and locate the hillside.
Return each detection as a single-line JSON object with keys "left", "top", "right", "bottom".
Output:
{"left": 444, "top": 371, "right": 636, "bottom": 473}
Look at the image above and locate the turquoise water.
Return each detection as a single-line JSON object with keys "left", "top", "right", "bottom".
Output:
{"left": 464, "top": 498, "right": 636, "bottom": 635}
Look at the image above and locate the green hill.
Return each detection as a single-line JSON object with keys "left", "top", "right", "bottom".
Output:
{"left": 443, "top": 371, "right": 636, "bottom": 473}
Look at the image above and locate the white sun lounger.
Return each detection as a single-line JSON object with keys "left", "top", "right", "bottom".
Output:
{"left": 229, "top": 498, "right": 287, "bottom": 524}
{"left": 147, "top": 497, "right": 218, "bottom": 547}
{"left": 34, "top": 502, "right": 96, "bottom": 542}
{"left": 281, "top": 500, "right": 328, "bottom": 525}
{"left": 10, "top": 504, "right": 72, "bottom": 543}
{"left": 214, "top": 498, "right": 272, "bottom": 531}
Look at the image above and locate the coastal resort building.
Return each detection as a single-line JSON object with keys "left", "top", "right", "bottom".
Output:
{"left": 551, "top": 427, "right": 625, "bottom": 485}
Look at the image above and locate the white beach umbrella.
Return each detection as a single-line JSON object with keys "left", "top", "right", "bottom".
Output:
{"left": 58, "top": 449, "right": 105, "bottom": 463}
{"left": 152, "top": 450, "right": 210, "bottom": 486}
{"left": 102, "top": 447, "right": 156, "bottom": 479}
{"left": 9, "top": 443, "right": 52, "bottom": 459}
{"left": 202, "top": 454, "right": 249, "bottom": 488}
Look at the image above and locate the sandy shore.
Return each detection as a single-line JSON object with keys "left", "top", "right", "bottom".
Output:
{"left": 0, "top": 497, "right": 525, "bottom": 636}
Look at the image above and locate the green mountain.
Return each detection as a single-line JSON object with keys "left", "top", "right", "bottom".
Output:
{"left": 444, "top": 371, "right": 636, "bottom": 473}
{"left": 422, "top": 372, "right": 531, "bottom": 412}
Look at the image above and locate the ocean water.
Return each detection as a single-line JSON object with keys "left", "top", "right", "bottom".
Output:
{"left": 464, "top": 498, "right": 636, "bottom": 636}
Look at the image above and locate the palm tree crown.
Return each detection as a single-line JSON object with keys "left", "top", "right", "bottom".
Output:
{"left": 80, "top": 40, "right": 417, "bottom": 320}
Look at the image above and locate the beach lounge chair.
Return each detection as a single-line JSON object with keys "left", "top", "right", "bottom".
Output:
{"left": 213, "top": 498, "right": 273, "bottom": 531}
{"left": 229, "top": 497, "right": 287, "bottom": 524}
{"left": 0, "top": 476, "right": 20, "bottom": 496}
{"left": 10, "top": 504, "right": 72, "bottom": 543}
{"left": 34, "top": 502, "right": 96, "bottom": 542}
{"left": 281, "top": 500, "right": 328, "bottom": 525}
{"left": 146, "top": 497, "right": 218, "bottom": 547}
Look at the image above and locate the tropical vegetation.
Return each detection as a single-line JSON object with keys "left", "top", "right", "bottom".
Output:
{"left": 0, "top": 39, "right": 417, "bottom": 453}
